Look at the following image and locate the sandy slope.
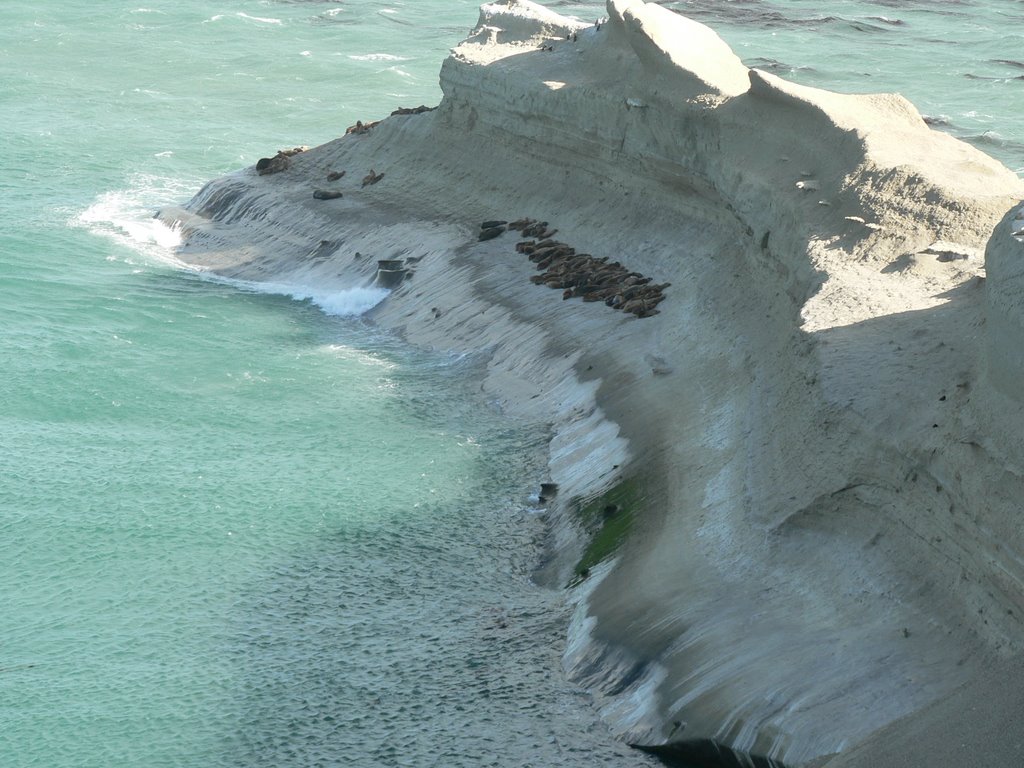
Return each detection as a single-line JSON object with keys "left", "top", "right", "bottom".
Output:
{"left": 160, "top": 1, "right": 1024, "bottom": 764}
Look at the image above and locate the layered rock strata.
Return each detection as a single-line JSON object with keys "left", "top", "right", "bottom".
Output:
{"left": 160, "top": 1, "right": 1024, "bottom": 764}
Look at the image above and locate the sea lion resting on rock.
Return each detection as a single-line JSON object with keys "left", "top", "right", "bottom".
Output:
{"left": 508, "top": 218, "right": 667, "bottom": 318}
{"left": 346, "top": 120, "right": 380, "bottom": 135}
{"left": 478, "top": 226, "right": 505, "bottom": 241}
{"left": 390, "top": 105, "right": 435, "bottom": 116}
{"left": 361, "top": 169, "right": 385, "bottom": 187}
{"left": 255, "top": 146, "right": 307, "bottom": 176}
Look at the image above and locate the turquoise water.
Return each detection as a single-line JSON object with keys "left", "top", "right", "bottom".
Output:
{"left": 1, "top": 1, "right": 1023, "bottom": 766}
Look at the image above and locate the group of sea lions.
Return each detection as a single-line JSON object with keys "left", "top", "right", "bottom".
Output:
{"left": 390, "top": 105, "right": 434, "bottom": 117}
{"left": 344, "top": 106, "right": 435, "bottom": 136}
{"left": 255, "top": 146, "right": 308, "bottom": 176}
{"left": 478, "top": 219, "right": 668, "bottom": 319}
{"left": 310, "top": 167, "right": 384, "bottom": 201}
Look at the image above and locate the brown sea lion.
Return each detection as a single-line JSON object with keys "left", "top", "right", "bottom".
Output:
{"left": 346, "top": 120, "right": 380, "bottom": 135}
{"left": 391, "top": 105, "right": 434, "bottom": 116}
{"left": 361, "top": 169, "right": 385, "bottom": 187}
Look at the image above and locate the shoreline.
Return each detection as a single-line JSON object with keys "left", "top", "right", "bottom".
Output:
{"left": 161, "top": 1, "right": 1024, "bottom": 764}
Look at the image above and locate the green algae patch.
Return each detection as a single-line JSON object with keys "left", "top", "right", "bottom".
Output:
{"left": 572, "top": 476, "right": 648, "bottom": 581}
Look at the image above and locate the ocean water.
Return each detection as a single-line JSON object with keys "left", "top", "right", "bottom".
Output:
{"left": 1, "top": 1, "right": 1022, "bottom": 766}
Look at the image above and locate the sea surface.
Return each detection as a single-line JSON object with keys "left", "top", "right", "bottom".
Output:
{"left": 1, "top": 1, "right": 1022, "bottom": 766}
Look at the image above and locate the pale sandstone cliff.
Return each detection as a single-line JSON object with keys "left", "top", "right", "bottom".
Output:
{"left": 160, "top": 1, "right": 1024, "bottom": 764}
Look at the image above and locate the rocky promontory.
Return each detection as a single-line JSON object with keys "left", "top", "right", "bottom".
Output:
{"left": 160, "top": 1, "right": 1024, "bottom": 764}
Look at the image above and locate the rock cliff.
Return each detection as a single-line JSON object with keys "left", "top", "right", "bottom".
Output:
{"left": 160, "top": 1, "right": 1024, "bottom": 764}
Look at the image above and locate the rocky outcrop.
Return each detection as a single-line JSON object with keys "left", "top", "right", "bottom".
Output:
{"left": 159, "top": 1, "right": 1024, "bottom": 764}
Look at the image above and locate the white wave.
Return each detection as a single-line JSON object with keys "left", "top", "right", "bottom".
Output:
{"left": 76, "top": 175, "right": 196, "bottom": 264}
{"left": 347, "top": 53, "right": 410, "bottom": 62}
{"left": 77, "top": 177, "right": 388, "bottom": 319}
{"left": 204, "top": 12, "right": 282, "bottom": 25}
{"left": 197, "top": 273, "right": 391, "bottom": 317}
{"left": 288, "top": 285, "right": 390, "bottom": 317}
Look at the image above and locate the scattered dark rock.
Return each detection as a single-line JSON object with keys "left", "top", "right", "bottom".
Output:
{"left": 631, "top": 740, "right": 779, "bottom": 768}
{"left": 312, "top": 189, "right": 343, "bottom": 200}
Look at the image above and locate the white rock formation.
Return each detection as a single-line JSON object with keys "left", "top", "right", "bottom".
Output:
{"left": 160, "top": 1, "right": 1024, "bottom": 764}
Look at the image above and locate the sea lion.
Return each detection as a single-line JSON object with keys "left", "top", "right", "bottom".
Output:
{"left": 346, "top": 120, "right": 380, "bottom": 135}
{"left": 478, "top": 226, "right": 504, "bottom": 241}
{"left": 256, "top": 153, "right": 291, "bottom": 175}
{"left": 361, "top": 169, "right": 384, "bottom": 187}
{"left": 481, "top": 219, "right": 507, "bottom": 229}
{"left": 391, "top": 105, "right": 434, "bottom": 116}
{"left": 582, "top": 289, "right": 613, "bottom": 302}
{"left": 326, "top": 170, "right": 346, "bottom": 182}
{"left": 312, "top": 189, "right": 343, "bottom": 200}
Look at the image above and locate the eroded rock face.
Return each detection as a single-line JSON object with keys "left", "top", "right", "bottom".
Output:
{"left": 986, "top": 201, "right": 1024, "bottom": 398}
{"left": 160, "top": 0, "right": 1024, "bottom": 764}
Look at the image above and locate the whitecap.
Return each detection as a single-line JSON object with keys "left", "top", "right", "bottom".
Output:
{"left": 196, "top": 273, "right": 391, "bottom": 318}
{"left": 347, "top": 53, "right": 409, "bottom": 62}
{"left": 236, "top": 12, "right": 282, "bottom": 25}
{"left": 75, "top": 175, "right": 198, "bottom": 264}
{"left": 204, "top": 12, "right": 282, "bottom": 25}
